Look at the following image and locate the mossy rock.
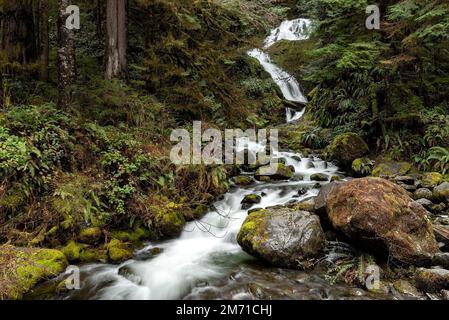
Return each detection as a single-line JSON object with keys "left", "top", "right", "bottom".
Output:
{"left": 241, "top": 194, "right": 262, "bottom": 210}
{"left": 0, "top": 246, "right": 67, "bottom": 300}
{"left": 310, "top": 173, "right": 329, "bottom": 182}
{"left": 255, "top": 163, "right": 294, "bottom": 181}
{"left": 233, "top": 175, "right": 254, "bottom": 186}
{"left": 154, "top": 209, "right": 186, "bottom": 238}
{"left": 192, "top": 204, "right": 209, "bottom": 219}
{"left": 107, "top": 239, "right": 133, "bottom": 263}
{"left": 421, "top": 172, "right": 444, "bottom": 189}
{"left": 111, "top": 226, "right": 154, "bottom": 243}
{"left": 79, "top": 248, "right": 108, "bottom": 263}
{"left": 351, "top": 157, "right": 374, "bottom": 177}
{"left": 78, "top": 227, "right": 102, "bottom": 244}
{"left": 61, "top": 240, "right": 85, "bottom": 262}
{"left": 371, "top": 161, "right": 412, "bottom": 177}
{"left": 326, "top": 133, "right": 369, "bottom": 168}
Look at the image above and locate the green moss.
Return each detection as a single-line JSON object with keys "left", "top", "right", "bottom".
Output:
{"left": 326, "top": 133, "right": 369, "bottom": 168}
{"left": 111, "top": 226, "right": 153, "bottom": 243}
{"left": 107, "top": 239, "right": 133, "bottom": 263}
{"left": 0, "top": 246, "right": 67, "bottom": 300}
{"left": 78, "top": 227, "right": 102, "bottom": 244}
{"left": 371, "top": 161, "right": 413, "bottom": 177}
{"left": 192, "top": 204, "right": 209, "bottom": 219}
{"left": 421, "top": 172, "right": 443, "bottom": 188}
{"left": 150, "top": 200, "right": 186, "bottom": 238}
{"left": 79, "top": 248, "right": 107, "bottom": 263}
{"left": 61, "top": 241, "right": 86, "bottom": 262}
{"left": 310, "top": 173, "right": 329, "bottom": 181}
{"left": 233, "top": 175, "right": 253, "bottom": 186}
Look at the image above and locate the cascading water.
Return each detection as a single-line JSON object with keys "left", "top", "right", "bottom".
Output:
{"left": 56, "top": 19, "right": 353, "bottom": 301}
{"left": 248, "top": 18, "right": 311, "bottom": 123}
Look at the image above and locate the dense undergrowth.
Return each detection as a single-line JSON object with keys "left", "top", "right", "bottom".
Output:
{"left": 0, "top": 0, "right": 290, "bottom": 249}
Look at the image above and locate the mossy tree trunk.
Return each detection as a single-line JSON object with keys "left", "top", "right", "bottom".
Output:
{"left": 57, "top": 0, "right": 76, "bottom": 109}
{"left": 105, "top": 0, "right": 127, "bottom": 80}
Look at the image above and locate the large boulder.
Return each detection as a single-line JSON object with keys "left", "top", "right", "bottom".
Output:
{"left": 326, "top": 177, "right": 439, "bottom": 264}
{"left": 237, "top": 208, "right": 325, "bottom": 269}
{"left": 326, "top": 133, "right": 369, "bottom": 168}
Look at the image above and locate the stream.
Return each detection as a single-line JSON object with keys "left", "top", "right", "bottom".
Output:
{"left": 53, "top": 19, "right": 411, "bottom": 300}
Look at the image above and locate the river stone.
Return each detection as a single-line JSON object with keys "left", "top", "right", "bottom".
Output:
{"left": 442, "top": 290, "right": 449, "bottom": 300}
{"left": 310, "top": 173, "right": 328, "bottom": 182}
{"left": 391, "top": 280, "right": 424, "bottom": 299}
{"left": 241, "top": 194, "right": 262, "bottom": 210}
{"left": 415, "top": 198, "right": 434, "bottom": 211}
{"left": 233, "top": 175, "right": 253, "bottom": 186}
{"left": 421, "top": 172, "right": 444, "bottom": 189}
{"left": 432, "top": 253, "right": 449, "bottom": 269}
{"left": 326, "top": 177, "right": 439, "bottom": 265}
{"left": 415, "top": 268, "right": 449, "bottom": 293}
{"left": 414, "top": 188, "right": 433, "bottom": 201}
{"left": 255, "top": 163, "right": 294, "bottom": 181}
{"left": 434, "top": 182, "right": 449, "bottom": 202}
{"left": 372, "top": 161, "right": 412, "bottom": 177}
{"left": 237, "top": 208, "right": 325, "bottom": 269}
{"left": 394, "top": 176, "right": 416, "bottom": 185}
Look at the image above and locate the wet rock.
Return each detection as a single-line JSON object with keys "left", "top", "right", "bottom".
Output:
{"left": 290, "top": 175, "right": 304, "bottom": 181}
{"left": 293, "top": 197, "right": 316, "bottom": 212}
{"left": 394, "top": 176, "right": 416, "bottom": 185}
{"left": 310, "top": 173, "right": 328, "bottom": 182}
{"left": 391, "top": 280, "right": 424, "bottom": 299}
{"left": 313, "top": 183, "right": 322, "bottom": 189}
{"left": 430, "top": 202, "right": 447, "bottom": 215}
{"left": 351, "top": 157, "right": 374, "bottom": 177}
{"left": 372, "top": 161, "right": 412, "bottom": 177}
{"left": 421, "top": 172, "right": 444, "bottom": 189}
{"left": 432, "top": 253, "right": 449, "bottom": 269}
{"left": 434, "top": 182, "right": 449, "bottom": 202}
{"left": 78, "top": 227, "right": 102, "bottom": 244}
{"left": 415, "top": 268, "right": 449, "bottom": 293}
{"left": 326, "top": 177, "right": 439, "bottom": 265}
{"left": 326, "top": 133, "right": 369, "bottom": 168}
{"left": 237, "top": 208, "right": 325, "bottom": 269}
{"left": 398, "top": 183, "right": 417, "bottom": 192}
{"left": 434, "top": 217, "right": 449, "bottom": 226}
{"left": 255, "top": 163, "right": 294, "bottom": 181}
{"left": 442, "top": 290, "right": 449, "bottom": 300}
{"left": 118, "top": 265, "right": 142, "bottom": 285}
{"left": 241, "top": 194, "right": 262, "bottom": 210}
{"left": 331, "top": 175, "right": 341, "bottom": 182}
{"left": 314, "top": 182, "right": 341, "bottom": 220}
{"left": 233, "top": 175, "right": 254, "bottom": 186}
{"left": 416, "top": 198, "right": 434, "bottom": 211}
{"left": 298, "top": 187, "right": 308, "bottom": 195}
{"left": 414, "top": 188, "right": 433, "bottom": 201}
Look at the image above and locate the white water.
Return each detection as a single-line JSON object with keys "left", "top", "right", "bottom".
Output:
{"left": 63, "top": 19, "right": 338, "bottom": 301}
{"left": 248, "top": 18, "right": 311, "bottom": 123}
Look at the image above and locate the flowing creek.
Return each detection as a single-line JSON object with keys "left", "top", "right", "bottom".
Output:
{"left": 51, "top": 19, "right": 415, "bottom": 300}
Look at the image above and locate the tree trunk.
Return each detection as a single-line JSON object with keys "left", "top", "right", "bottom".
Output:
{"left": 105, "top": 0, "right": 127, "bottom": 80}
{"left": 57, "top": 0, "right": 76, "bottom": 109}
{"left": 39, "top": 0, "right": 50, "bottom": 81}
{"left": 0, "top": 1, "right": 38, "bottom": 64}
